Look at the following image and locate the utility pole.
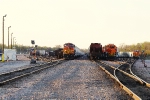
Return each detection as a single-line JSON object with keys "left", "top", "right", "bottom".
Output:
{"left": 2, "top": 14, "right": 7, "bottom": 62}
{"left": 13, "top": 37, "right": 15, "bottom": 48}
{"left": 11, "top": 33, "right": 13, "bottom": 49}
{"left": 8, "top": 26, "right": 11, "bottom": 49}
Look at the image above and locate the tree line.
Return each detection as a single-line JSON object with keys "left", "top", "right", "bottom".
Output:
{"left": 0, "top": 44, "right": 87, "bottom": 54}
{"left": 0, "top": 41, "right": 149, "bottom": 55}
{"left": 0, "top": 44, "right": 63, "bottom": 54}
{"left": 118, "top": 41, "right": 150, "bottom": 55}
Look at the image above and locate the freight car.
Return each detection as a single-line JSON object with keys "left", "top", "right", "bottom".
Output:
{"left": 49, "top": 51, "right": 55, "bottom": 57}
{"left": 49, "top": 48, "right": 63, "bottom": 59}
{"left": 30, "top": 49, "right": 46, "bottom": 57}
{"left": 117, "top": 52, "right": 133, "bottom": 58}
{"left": 87, "top": 43, "right": 103, "bottom": 60}
{"left": 63, "top": 43, "right": 84, "bottom": 59}
{"left": 54, "top": 48, "right": 63, "bottom": 59}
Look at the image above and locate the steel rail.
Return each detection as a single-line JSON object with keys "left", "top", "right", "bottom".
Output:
{"left": 95, "top": 60, "right": 141, "bottom": 100}
{"left": 115, "top": 61, "right": 150, "bottom": 99}
{"left": 118, "top": 58, "right": 150, "bottom": 87}
{"left": 0, "top": 59, "right": 66, "bottom": 86}
{"left": 100, "top": 59, "right": 150, "bottom": 87}
{"left": 99, "top": 59, "right": 150, "bottom": 100}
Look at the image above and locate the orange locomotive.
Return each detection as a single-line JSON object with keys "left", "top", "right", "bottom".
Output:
{"left": 133, "top": 50, "right": 148, "bottom": 59}
{"left": 133, "top": 50, "right": 141, "bottom": 59}
{"left": 63, "top": 43, "right": 75, "bottom": 59}
{"left": 103, "top": 44, "right": 117, "bottom": 59}
{"left": 63, "top": 43, "right": 84, "bottom": 59}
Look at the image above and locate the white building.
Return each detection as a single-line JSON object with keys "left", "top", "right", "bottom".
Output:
{"left": 0, "top": 49, "right": 16, "bottom": 61}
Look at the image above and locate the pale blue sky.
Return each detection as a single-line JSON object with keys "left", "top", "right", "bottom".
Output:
{"left": 0, "top": 0, "right": 150, "bottom": 49}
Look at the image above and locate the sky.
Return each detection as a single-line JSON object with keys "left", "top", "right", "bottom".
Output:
{"left": 0, "top": 0, "right": 150, "bottom": 49}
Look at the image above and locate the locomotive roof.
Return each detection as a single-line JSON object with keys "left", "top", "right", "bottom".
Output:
{"left": 64, "top": 43, "right": 74, "bottom": 45}
{"left": 64, "top": 43, "right": 76, "bottom": 47}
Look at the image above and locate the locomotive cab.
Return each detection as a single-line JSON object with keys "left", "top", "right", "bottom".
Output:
{"left": 63, "top": 43, "right": 75, "bottom": 59}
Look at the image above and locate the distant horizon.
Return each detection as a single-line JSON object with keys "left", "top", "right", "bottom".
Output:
{"left": 1, "top": 41, "right": 149, "bottom": 49}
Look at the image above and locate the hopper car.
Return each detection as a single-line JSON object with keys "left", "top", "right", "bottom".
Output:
{"left": 63, "top": 43, "right": 84, "bottom": 59}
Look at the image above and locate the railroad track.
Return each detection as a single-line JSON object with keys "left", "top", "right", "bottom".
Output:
{"left": 0, "top": 59, "right": 66, "bottom": 86}
{"left": 96, "top": 59, "right": 150, "bottom": 100}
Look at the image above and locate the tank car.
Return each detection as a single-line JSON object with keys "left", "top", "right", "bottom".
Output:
{"left": 117, "top": 52, "right": 133, "bottom": 60}
{"left": 63, "top": 43, "right": 84, "bottom": 59}
{"left": 30, "top": 49, "right": 46, "bottom": 56}
{"left": 87, "top": 43, "right": 103, "bottom": 60}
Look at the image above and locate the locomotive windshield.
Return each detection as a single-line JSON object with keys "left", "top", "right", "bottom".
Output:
{"left": 110, "top": 45, "right": 115, "bottom": 48}
{"left": 64, "top": 43, "right": 75, "bottom": 47}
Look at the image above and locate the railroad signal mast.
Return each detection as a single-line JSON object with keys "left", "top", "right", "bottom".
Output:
{"left": 31, "top": 40, "right": 35, "bottom": 47}
{"left": 30, "top": 40, "right": 36, "bottom": 64}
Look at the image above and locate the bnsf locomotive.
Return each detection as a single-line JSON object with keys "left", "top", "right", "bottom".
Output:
{"left": 87, "top": 43, "right": 118, "bottom": 60}
{"left": 103, "top": 44, "right": 117, "bottom": 59}
{"left": 87, "top": 43, "right": 103, "bottom": 60}
{"left": 63, "top": 43, "right": 84, "bottom": 59}
{"left": 133, "top": 50, "right": 141, "bottom": 59}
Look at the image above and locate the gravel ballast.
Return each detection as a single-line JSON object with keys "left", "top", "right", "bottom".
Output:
{"left": 132, "top": 59, "right": 150, "bottom": 83}
{"left": 0, "top": 61, "right": 46, "bottom": 74}
{"left": 0, "top": 57, "right": 132, "bottom": 99}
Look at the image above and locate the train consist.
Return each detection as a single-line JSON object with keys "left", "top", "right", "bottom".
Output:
{"left": 29, "top": 42, "right": 147, "bottom": 61}
{"left": 87, "top": 43, "right": 147, "bottom": 60}
{"left": 63, "top": 43, "right": 84, "bottom": 59}
{"left": 29, "top": 43, "right": 84, "bottom": 60}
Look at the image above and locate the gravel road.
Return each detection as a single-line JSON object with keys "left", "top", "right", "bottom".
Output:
{"left": 0, "top": 56, "right": 132, "bottom": 100}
